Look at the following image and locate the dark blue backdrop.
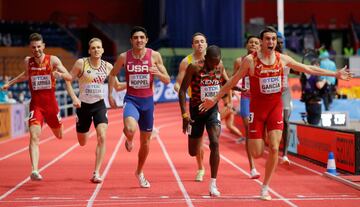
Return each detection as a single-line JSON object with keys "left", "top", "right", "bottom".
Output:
{"left": 166, "top": 0, "right": 243, "bottom": 47}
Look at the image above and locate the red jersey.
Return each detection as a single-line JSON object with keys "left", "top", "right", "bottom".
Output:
{"left": 125, "top": 48, "right": 154, "bottom": 97}
{"left": 249, "top": 51, "right": 283, "bottom": 100}
{"left": 28, "top": 55, "right": 57, "bottom": 105}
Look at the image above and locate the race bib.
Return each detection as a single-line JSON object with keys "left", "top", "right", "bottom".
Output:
{"left": 200, "top": 85, "right": 220, "bottom": 101}
{"left": 31, "top": 75, "right": 51, "bottom": 90}
{"left": 84, "top": 83, "right": 104, "bottom": 97}
{"left": 259, "top": 76, "right": 281, "bottom": 94}
{"left": 244, "top": 76, "right": 250, "bottom": 89}
{"left": 129, "top": 74, "right": 150, "bottom": 89}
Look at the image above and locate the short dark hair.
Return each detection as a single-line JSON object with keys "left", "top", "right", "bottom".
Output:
{"left": 245, "top": 35, "right": 259, "bottom": 46}
{"left": 29, "top": 33, "right": 43, "bottom": 42}
{"left": 192, "top": 32, "right": 207, "bottom": 43}
{"left": 206, "top": 45, "right": 221, "bottom": 57}
{"left": 130, "top": 26, "right": 148, "bottom": 38}
{"left": 259, "top": 26, "right": 277, "bottom": 39}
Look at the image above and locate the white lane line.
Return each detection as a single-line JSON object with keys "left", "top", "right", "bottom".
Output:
{"left": 155, "top": 122, "right": 194, "bottom": 207}
{"left": 0, "top": 125, "right": 75, "bottom": 161}
{"left": 86, "top": 134, "right": 125, "bottom": 207}
{"left": 219, "top": 154, "right": 298, "bottom": 207}
{"left": 0, "top": 113, "right": 121, "bottom": 161}
{"left": 0, "top": 120, "right": 121, "bottom": 201}
{"left": 220, "top": 130, "right": 323, "bottom": 176}
{"left": 0, "top": 141, "right": 82, "bottom": 201}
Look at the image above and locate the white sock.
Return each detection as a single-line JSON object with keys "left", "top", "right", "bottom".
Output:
{"left": 262, "top": 185, "right": 269, "bottom": 192}
{"left": 210, "top": 178, "right": 217, "bottom": 186}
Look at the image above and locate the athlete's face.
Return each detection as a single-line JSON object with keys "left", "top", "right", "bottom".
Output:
{"left": 246, "top": 37, "right": 260, "bottom": 53}
{"left": 261, "top": 32, "right": 277, "bottom": 52}
{"left": 192, "top": 35, "right": 207, "bottom": 55}
{"left": 130, "top": 31, "right": 148, "bottom": 50}
{"left": 88, "top": 41, "right": 104, "bottom": 59}
{"left": 30, "top": 40, "right": 45, "bottom": 58}
{"left": 205, "top": 55, "right": 221, "bottom": 69}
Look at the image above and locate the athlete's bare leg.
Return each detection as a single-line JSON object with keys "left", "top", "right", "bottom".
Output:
{"left": 263, "top": 129, "right": 282, "bottom": 186}
{"left": 196, "top": 137, "right": 205, "bottom": 171}
{"left": 123, "top": 117, "right": 138, "bottom": 151}
{"left": 225, "top": 113, "right": 243, "bottom": 137}
{"left": 206, "top": 123, "right": 221, "bottom": 196}
{"left": 50, "top": 124, "right": 63, "bottom": 139}
{"left": 29, "top": 125, "right": 42, "bottom": 172}
{"left": 94, "top": 123, "right": 107, "bottom": 174}
{"left": 243, "top": 117, "right": 259, "bottom": 178}
{"left": 282, "top": 109, "right": 291, "bottom": 159}
{"left": 136, "top": 131, "right": 152, "bottom": 175}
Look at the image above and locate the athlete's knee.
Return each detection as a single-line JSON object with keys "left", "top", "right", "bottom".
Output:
{"left": 251, "top": 151, "right": 263, "bottom": 158}
{"left": 268, "top": 145, "right": 279, "bottom": 154}
{"left": 29, "top": 135, "right": 39, "bottom": 145}
{"left": 97, "top": 134, "right": 106, "bottom": 146}
{"left": 123, "top": 126, "right": 136, "bottom": 138}
{"left": 209, "top": 140, "right": 219, "bottom": 152}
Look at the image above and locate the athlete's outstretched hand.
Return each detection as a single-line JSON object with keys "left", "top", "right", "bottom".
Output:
{"left": 108, "top": 95, "right": 117, "bottom": 108}
{"left": 182, "top": 116, "right": 194, "bottom": 135}
{"left": 72, "top": 96, "right": 81, "bottom": 108}
{"left": 52, "top": 71, "right": 63, "bottom": 79}
{"left": 149, "top": 65, "right": 161, "bottom": 77}
{"left": 336, "top": 66, "right": 353, "bottom": 81}
{"left": 199, "top": 97, "right": 216, "bottom": 112}
{"left": 1, "top": 83, "right": 9, "bottom": 91}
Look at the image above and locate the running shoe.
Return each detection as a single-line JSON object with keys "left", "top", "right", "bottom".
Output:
{"left": 30, "top": 171, "right": 43, "bottom": 181}
{"left": 250, "top": 168, "right": 260, "bottom": 179}
{"left": 125, "top": 139, "right": 133, "bottom": 152}
{"left": 195, "top": 169, "right": 205, "bottom": 182}
{"left": 281, "top": 156, "right": 291, "bottom": 165}
{"left": 260, "top": 187, "right": 272, "bottom": 201}
{"left": 90, "top": 172, "right": 102, "bottom": 183}
{"left": 136, "top": 172, "right": 150, "bottom": 188}
{"left": 209, "top": 183, "right": 221, "bottom": 197}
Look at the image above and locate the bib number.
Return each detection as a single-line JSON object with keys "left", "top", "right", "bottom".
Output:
{"left": 259, "top": 76, "right": 281, "bottom": 94}
{"left": 129, "top": 74, "right": 150, "bottom": 89}
{"left": 31, "top": 75, "right": 51, "bottom": 90}
{"left": 200, "top": 85, "right": 220, "bottom": 101}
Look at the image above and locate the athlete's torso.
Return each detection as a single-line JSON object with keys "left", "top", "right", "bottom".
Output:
{"left": 190, "top": 65, "right": 223, "bottom": 107}
{"left": 249, "top": 51, "right": 284, "bottom": 99}
{"left": 78, "top": 58, "right": 109, "bottom": 104}
{"left": 125, "top": 48, "right": 154, "bottom": 97}
{"left": 28, "top": 54, "right": 56, "bottom": 104}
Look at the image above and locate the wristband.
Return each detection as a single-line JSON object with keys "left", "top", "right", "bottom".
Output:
{"left": 182, "top": 113, "right": 189, "bottom": 119}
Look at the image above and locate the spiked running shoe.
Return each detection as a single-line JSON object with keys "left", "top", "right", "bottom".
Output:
{"left": 136, "top": 172, "right": 150, "bottom": 188}
{"left": 250, "top": 168, "right": 260, "bottom": 179}
{"left": 90, "top": 172, "right": 102, "bottom": 183}
{"left": 30, "top": 171, "right": 43, "bottom": 181}
{"left": 195, "top": 169, "right": 205, "bottom": 182}
{"left": 209, "top": 184, "right": 221, "bottom": 197}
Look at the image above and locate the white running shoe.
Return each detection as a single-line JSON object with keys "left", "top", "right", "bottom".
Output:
{"left": 90, "top": 172, "right": 102, "bottom": 183}
{"left": 260, "top": 187, "right": 272, "bottom": 201}
{"left": 195, "top": 169, "right": 205, "bottom": 182}
{"left": 250, "top": 168, "right": 260, "bottom": 179}
{"left": 125, "top": 139, "right": 133, "bottom": 152}
{"left": 209, "top": 184, "right": 221, "bottom": 197}
{"left": 281, "top": 156, "right": 291, "bottom": 165}
{"left": 30, "top": 171, "right": 43, "bottom": 181}
{"left": 136, "top": 172, "right": 150, "bottom": 188}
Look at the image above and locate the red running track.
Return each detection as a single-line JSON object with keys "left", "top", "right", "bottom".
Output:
{"left": 0, "top": 102, "right": 359, "bottom": 207}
